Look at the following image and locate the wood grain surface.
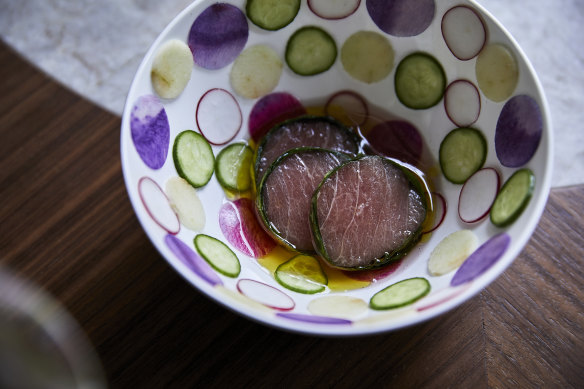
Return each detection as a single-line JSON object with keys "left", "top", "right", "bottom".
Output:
{"left": 1, "top": 40, "right": 582, "bottom": 388}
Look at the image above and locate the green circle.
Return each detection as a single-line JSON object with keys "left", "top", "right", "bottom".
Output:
{"left": 395, "top": 52, "right": 446, "bottom": 109}
{"left": 215, "top": 143, "right": 253, "bottom": 192}
{"left": 490, "top": 168, "right": 535, "bottom": 227}
{"left": 286, "top": 26, "right": 337, "bottom": 76}
{"left": 172, "top": 130, "right": 215, "bottom": 188}
{"left": 246, "top": 0, "right": 300, "bottom": 31}
{"left": 439, "top": 127, "right": 487, "bottom": 184}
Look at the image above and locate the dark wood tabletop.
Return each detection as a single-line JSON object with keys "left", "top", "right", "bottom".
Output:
{"left": 1, "top": 40, "right": 583, "bottom": 388}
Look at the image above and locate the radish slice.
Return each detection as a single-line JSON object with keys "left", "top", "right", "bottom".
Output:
{"left": 423, "top": 192, "right": 447, "bottom": 234}
{"left": 341, "top": 30, "right": 394, "bottom": 84}
{"left": 230, "top": 45, "right": 283, "bottom": 99}
{"left": 428, "top": 230, "right": 479, "bottom": 276}
{"left": 308, "top": 0, "right": 361, "bottom": 20}
{"left": 130, "top": 95, "right": 170, "bottom": 170}
{"left": 237, "top": 279, "right": 295, "bottom": 311}
{"left": 451, "top": 233, "right": 510, "bottom": 286}
{"left": 444, "top": 80, "right": 481, "bottom": 128}
{"left": 196, "top": 88, "right": 242, "bottom": 145}
{"left": 342, "top": 259, "right": 402, "bottom": 282}
{"left": 495, "top": 95, "right": 543, "bottom": 168}
{"left": 458, "top": 167, "right": 500, "bottom": 223}
{"left": 248, "top": 92, "right": 306, "bottom": 142}
{"left": 308, "top": 296, "right": 368, "bottom": 319}
{"left": 476, "top": 43, "right": 518, "bottom": 102}
{"left": 366, "top": 0, "right": 435, "bottom": 37}
{"left": 441, "top": 5, "right": 487, "bottom": 61}
{"left": 215, "top": 286, "right": 274, "bottom": 313}
{"left": 276, "top": 312, "right": 352, "bottom": 325}
{"left": 415, "top": 284, "right": 470, "bottom": 312}
{"left": 188, "top": 3, "right": 248, "bottom": 70}
{"left": 324, "top": 90, "right": 369, "bottom": 127}
{"left": 365, "top": 120, "right": 423, "bottom": 166}
{"left": 138, "top": 177, "right": 180, "bottom": 235}
{"left": 151, "top": 39, "right": 193, "bottom": 99}
{"left": 218, "top": 198, "right": 276, "bottom": 258}
{"left": 164, "top": 234, "right": 222, "bottom": 286}
{"left": 165, "top": 177, "right": 205, "bottom": 231}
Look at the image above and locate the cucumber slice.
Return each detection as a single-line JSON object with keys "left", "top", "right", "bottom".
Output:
{"left": 215, "top": 143, "right": 253, "bottom": 192}
{"left": 490, "top": 168, "right": 535, "bottom": 227}
{"left": 194, "top": 234, "right": 241, "bottom": 277}
{"left": 395, "top": 52, "right": 446, "bottom": 109}
{"left": 286, "top": 26, "right": 337, "bottom": 76}
{"left": 370, "top": 277, "right": 430, "bottom": 310}
{"left": 173, "top": 130, "right": 215, "bottom": 188}
{"left": 275, "top": 254, "right": 327, "bottom": 294}
{"left": 246, "top": 0, "right": 300, "bottom": 31}
{"left": 439, "top": 127, "right": 487, "bottom": 184}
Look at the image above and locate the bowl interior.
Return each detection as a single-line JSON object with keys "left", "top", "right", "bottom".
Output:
{"left": 121, "top": 0, "right": 552, "bottom": 335}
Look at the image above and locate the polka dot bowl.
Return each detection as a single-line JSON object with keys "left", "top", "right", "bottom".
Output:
{"left": 121, "top": 0, "right": 552, "bottom": 335}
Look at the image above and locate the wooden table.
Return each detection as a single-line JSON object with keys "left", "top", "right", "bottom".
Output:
{"left": 1, "top": 40, "right": 582, "bottom": 388}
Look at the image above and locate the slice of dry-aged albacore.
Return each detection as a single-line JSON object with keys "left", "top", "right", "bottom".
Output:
{"left": 311, "top": 155, "right": 427, "bottom": 270}
{"left": 257, "top": 147, "right": 350, "bottom": 252}
{"left": 254, "top": 116, "right": 359, "bottom": 188}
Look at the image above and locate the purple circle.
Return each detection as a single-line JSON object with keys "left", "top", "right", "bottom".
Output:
{"left": 188, "top": 3, "right": 249, "bottom": 70}
{"left": 130, "top": 95, "right": 169, "bottom": 170}
{"left": 366, "top": 0, "right": 435, "bottom": 37}
{"left": 451, "top": 233, "right": 510, "bottom": 286}
{"left": 495, "top": 95, "right": 543, "bottom": 167}
{"left": 365, "top": 120, "right": 423, "bottom": 166}
{"left": 276, "top": 312, "right": 352, "bottom": 325}
{"left": 248, "top": 92, "right": 306, "bottom": 142}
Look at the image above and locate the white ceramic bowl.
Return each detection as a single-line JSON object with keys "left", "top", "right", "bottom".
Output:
{"left": 121, "top": 0, "right": 552, "bottom": 335}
